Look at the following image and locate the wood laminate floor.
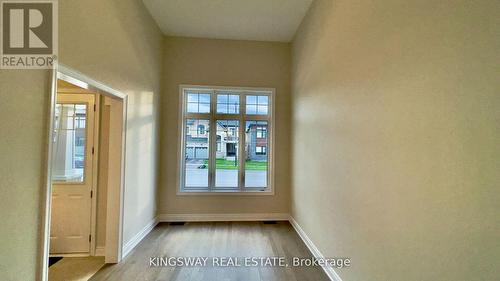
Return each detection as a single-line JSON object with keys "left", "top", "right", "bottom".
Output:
{"left": 49, "top": 256, "right": 105, "bottom": 281}
{"left": 90, "top": 221, "right": 329, "bottom": 281}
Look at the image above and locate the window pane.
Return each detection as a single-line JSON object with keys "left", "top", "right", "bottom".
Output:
{"left": 228, "top": 95, "right": 239, "bottom": 103}
{"left": 199, "top": 103, "right": 211, "bottom": 113}
{"left": 184, "top": 119, "right": 210, "bottom": 188}
{"left": 257, "top": 105, "right": 268, "bottom": 115}
{"left": 245, "top": 121, "right": 268, "bottom": 188}
{"left": 257, "top": 96, "right": 268, "bottom": 105}
{"left": 216, "top": 103, "right": 226, "bottom": 113}
{"left": 217, "top": 93, "right": 240, "bottom": 114}
{"left": 217, "top": 95, "right": 228, "bottom": 103}
{"left": 187, "top": 103, "right": 198, "bottom": 112}
{"left": 228, "top": 103, "right": 239, "bottom": 114}
{"left": 215, "top": 120, "right": 239, "bottom": 189}
{"left": 246, "top": 95, "right": 257, "bottom": 105}
{"left": 186, "top": 91, "right": 211, "bottom": 113}
{"left": 52, "top": 103, "right": 87, "bottom": 183}
{"left": 187, "top": 93, "right": 198, "bottom": 103}
{"left": 246, "top": 95, "right": 269, "bottom": 115}
{"left": 246, "top": 104, "right": 257, "bottom": 115}
{"left": 199, "top": 94, "right": 211, "bottom": 103}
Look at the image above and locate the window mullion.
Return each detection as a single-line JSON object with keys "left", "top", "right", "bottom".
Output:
{"left": 239, "top": 93, "right": 246, "bottom": 191}
{"left": 185, "top": 113, "right": 210, "bottom": 119}
{"left": 244, "top": 115, "right": 269, "bottom": 121}
{"left": 214, "top": 114, "right": 240, "bottom": 120}
{"left": 209, "top": 90, "right": 216, "bottom": 191}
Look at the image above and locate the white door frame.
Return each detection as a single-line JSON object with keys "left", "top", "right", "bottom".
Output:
{"left": 39, "top": 64, "right": 128, "bottom": 281}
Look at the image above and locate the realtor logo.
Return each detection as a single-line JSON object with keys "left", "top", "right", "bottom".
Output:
{"left": 1, "top": 0, "right": 57, "bottom": 69}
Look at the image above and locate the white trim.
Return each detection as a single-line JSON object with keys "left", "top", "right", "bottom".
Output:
{"left": 39, "top": 69, "right": 57, "bottom": 281}
{"left": 121, "top": 217, "right": 159, "bottom": 259}
{"left": 289, "top": 217, "right": 343, "bottom": 281}
{"left": 95, "top": 246, "right": 105, "bottom": 257}
{"left": 158, "top": 213, "right": 289, "bottom": 222}
{"left": 57, "top": 65, "right": 126, "bottom": 99}
{"left": 181, "top": 84, "right": 275, "bottom": 93}
{"left": 118, "top": 95, "right": 128, "bottom": 261}
{"left": 175, "top": 190, "right": 275, "bottom": 196}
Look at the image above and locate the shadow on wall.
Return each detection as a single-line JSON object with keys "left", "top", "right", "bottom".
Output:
{"left": 123, "top": 91, "right": 158, "bottom": 224}
{"left": 108, "top": 0, "right": 162, "bottom": 87}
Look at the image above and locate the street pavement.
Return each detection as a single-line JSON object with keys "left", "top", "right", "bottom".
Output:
{"left": 185, "top": 168, "right": 266, "bottom": 188}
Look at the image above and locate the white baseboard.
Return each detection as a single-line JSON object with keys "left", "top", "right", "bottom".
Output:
{"left": 95, "top": 246, "right": 105, "bottom": 256}
{"left": 289, "top": 217, "right": 342, "bottom": 281}
{"left": 122, "top": 217, "right": 158, "bottom": 259}
{"left": 157, "top": 213, "right": 290, "bottom": 222}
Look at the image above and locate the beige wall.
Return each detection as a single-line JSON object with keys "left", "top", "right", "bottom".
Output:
{"left": 0, "top": 0, "right": 162, "bottom": 279}
{"left": 291, "top": 0, "right": 500, "bottom": 280}
{"left": 159, "top": 37, "right": 291, "bottom": 214}
{"left": 0, "top": 71, "right": 50, "bottom": 281}
{"left": 59, "top": 0, "right": 162, "bottom": 247}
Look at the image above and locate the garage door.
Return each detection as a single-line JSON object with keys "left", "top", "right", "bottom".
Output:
{"left": 186, "top": 147, "right": 195, "bottom": 159}
{"left": 195, "top": 147, "right": 208, "bottom": 159}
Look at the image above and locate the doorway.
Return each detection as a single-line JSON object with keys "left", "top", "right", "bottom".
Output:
{"left": 41, "top": 66, "right": 128, "bottom": 281}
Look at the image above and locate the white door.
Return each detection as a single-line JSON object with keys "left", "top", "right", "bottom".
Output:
{"left": 50, "top": 93, "right": 95, "bottom": 254}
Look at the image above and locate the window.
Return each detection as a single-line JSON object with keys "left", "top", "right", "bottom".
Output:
{"left": 180, "top": 86, "right": 273, "bottom": 193}
{"left": 256, "top": 146, "right": 266, "bottom": 155}
{"left": 246, "top": 95, "right": 268, "bottom": 115}
{"left": 215, "top": 120, "right": 239, "bottom": 188}
{"left": 197, "top": 124, "right": 205, "bottom": 135}
{"left": 245, "top": 121, "right": 268, "bottom": 188}
{"left": 187, "top": 92, "right": 211, "bottom": 113}
{"left": 52, "top": 103, "right": 88, "bottom": 182}
{"left": 256, "top": 126, "right": 267, "bottom": 139}
{"left": 184, "top": 119, "right": 210, "bottom": 188}
{"left": 216, "top": 138, "right": 222, "bottom": 152}
{"left": 217, "top": 93, "right": 240, "bottom": 114}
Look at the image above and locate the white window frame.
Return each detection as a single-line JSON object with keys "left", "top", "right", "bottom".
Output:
{"left": 256, "top": 146, "right": 267, "bottom": 155}
{"left": 177, "top": 85, "right": 275, "bottom": 195}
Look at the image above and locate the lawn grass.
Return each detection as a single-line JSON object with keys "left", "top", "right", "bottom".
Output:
{"left": 203, "top": 159, "right": 267, "bottom": 171}
{"left": 244, "top": 160, "right": 267, "bottom": 171}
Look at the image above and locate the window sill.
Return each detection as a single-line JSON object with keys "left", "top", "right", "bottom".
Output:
{"left": 177, "top": 189, "right": 274, "bottom": 196}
